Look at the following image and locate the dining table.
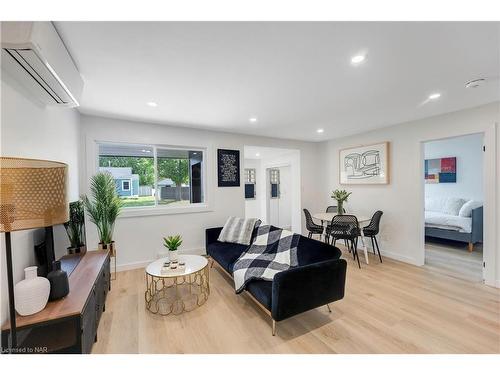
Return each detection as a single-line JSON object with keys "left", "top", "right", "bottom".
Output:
{"left": 313, "top": 212, "right": 372, "bottom": 265}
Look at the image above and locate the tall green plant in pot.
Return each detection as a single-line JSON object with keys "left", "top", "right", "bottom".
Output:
{"left": 64, "top": 200, "right": 86, "bottom": 254}
{"left": 82, "top": 172, "right": 122, "bottom": 256}
{"left": 331, "top": 189, "right": 352, "bottom": 214}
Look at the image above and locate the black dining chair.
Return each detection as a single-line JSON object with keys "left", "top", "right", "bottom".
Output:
{"left": 362, "top": 211, "right": 383, "bottom": 263}
{"left": 325, "top": 206, "right": 347, "bottom": 244}
{"left": 303, "top": 208, "right": 324, "bottom": 239}
{"left": 328, "top": 215, "right": 361, "bottom": 268}
{"left": 326, "top": 205, "right": 346, "bottom": 214}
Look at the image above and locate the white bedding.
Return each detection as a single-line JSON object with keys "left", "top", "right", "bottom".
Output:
{"left": 424, "top": 211, "right": 472, "bottom": 233}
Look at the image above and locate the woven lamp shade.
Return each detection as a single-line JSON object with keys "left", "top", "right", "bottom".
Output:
{"left": 0, "top": 157, "right": 69, "bottom": 233}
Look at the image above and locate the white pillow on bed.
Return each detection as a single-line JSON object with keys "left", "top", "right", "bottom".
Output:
{"left": 458, "top": 200, "right": 482, "bottom": 217}
{"left": 442, "top": 197, "right": 466, "bottom": 216}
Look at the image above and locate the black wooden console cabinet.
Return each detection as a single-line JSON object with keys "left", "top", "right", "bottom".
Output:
{"left": 1, "top": 250, "right": 110, "bottom": 354}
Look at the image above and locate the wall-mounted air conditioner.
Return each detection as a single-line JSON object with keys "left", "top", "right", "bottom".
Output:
{"left": 1, "top": 21, "right": 83, "bottom": 107}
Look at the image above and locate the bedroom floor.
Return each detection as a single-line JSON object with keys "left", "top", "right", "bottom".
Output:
{"left": 425, "top": 237, "right": 483, "bottom": 282}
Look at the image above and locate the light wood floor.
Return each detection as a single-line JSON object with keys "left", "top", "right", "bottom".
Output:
{"left": 425, "top": 239, "right": 483, "bottom": 282}
{"left": 93, "top": 249, "right": 500, "bottom": 354}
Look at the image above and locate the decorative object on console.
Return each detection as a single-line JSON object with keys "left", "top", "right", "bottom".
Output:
{"left": 425, "top": 157, "right": 457, "bottom": 183}
{"left": 64, "top": 200, "right": 86, "bottom": 254}
{"left": 47, "top": 260, "right": 69, "bottom": 301}
{"left": 339, "top": 142, "right": 390, "bottom": 184}
{"left": 217, "top": 149, "right": 240, "bottom": 187}
{"left": 0, "top": 157, "right": 68, "bottom": 351}
{"left": 163, "top": 234, "right": 183, "bottom": 262}
{"left": 14, "top": 266, "right": 50, "bottom": 316}
{"left": 83, "top": 172, "right": 122, "bottom": 252}
{"left": 331, "top": 189, "right": 352, "bottom": 214}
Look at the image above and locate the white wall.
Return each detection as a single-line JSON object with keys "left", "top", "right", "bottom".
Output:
{"left": 243, "top": 158, "right": 262, "bottom": 220}
{"left": 321, "top": 102, "right": 499, "bottom": 286}
{"left": 424, "top": 133, "right": 484, "bottom": 201}
{"left": 80, "top": 115, "right": 325, "bottom": 270}
{"left": 0, "top": 75, "right": 81, "bottom": 325}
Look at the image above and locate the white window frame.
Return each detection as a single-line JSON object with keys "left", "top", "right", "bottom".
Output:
{"left": 95, "top": 141, "right": 210, "bottom": 217}
{"left": 121, "top": 179, "right": 131, "bottom": 191}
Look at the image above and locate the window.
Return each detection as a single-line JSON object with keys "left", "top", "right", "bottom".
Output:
{"left": 270, "top": 169, "right": 280, "bottom": 199}
{"left": 121, "top": 180, "right": 131, "bottom": 191}
{"left": 244, "top": 168, "right": 256, "bottom": 199}
{"left": 98, "top": 143, "right": 205, "bottom": 209}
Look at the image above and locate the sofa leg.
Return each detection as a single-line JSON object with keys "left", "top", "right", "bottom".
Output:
{"left": 468, "top": 242, "right": 473, "bottom": 252}
{"left": 272, "top": 319, "right": 276, "bottom": 336}
{"left": 326, "top": 304, "right": 332, "bottom": 313}
{"left": 210, "top": 259, "right": 215, "bottom": 268}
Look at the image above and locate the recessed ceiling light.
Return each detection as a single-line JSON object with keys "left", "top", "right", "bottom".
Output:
{"left": 249, "top": 117, "right": 258, "bottom": 123}
{"left": 317, "top": 128, "right": 324, "bottom": 133}
{"left": 351, "top": 54, "right": 366, "bottom": 65}
{"left": 465, "top": 78, "right": 486, "bottom": 89}
{"left": 428, "top": 93, "right": 441, "bottom": 100}
{"left": 147, "top": 101, "right": 158, "bottom": 107}
{"left": 255, "top": 153, "right": 260, "bottom": 157}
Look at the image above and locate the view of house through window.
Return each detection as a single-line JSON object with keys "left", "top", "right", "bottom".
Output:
{"left": 98, "top": 143, "right": 204, "bottom": 208}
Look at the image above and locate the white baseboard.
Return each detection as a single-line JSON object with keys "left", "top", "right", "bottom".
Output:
{"left": 379, "top": 250, "right": 420, "bottom": 266}
{"left": 115, "top": 247, "right": 206, "bottom": 272}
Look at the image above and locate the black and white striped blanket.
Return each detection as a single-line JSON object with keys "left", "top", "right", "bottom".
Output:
{"left": 233, "top": 225, "right": 299, "bottom": 293}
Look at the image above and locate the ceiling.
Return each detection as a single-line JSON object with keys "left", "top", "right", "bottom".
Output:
{"left": 55, "top": 22, "right": 500, "bottom": 142}
{"left": 244, "top": 146, "right": 298, "bottom": 160}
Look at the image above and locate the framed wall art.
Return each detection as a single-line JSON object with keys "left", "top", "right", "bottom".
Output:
{"left": 339, "top": 142, "right": 390, "bottom": 185}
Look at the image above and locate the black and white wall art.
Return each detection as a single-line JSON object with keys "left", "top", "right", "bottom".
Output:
{"left": 217, "top": 149, "right": 240, "bottom": 187}
{"left": 339, "top": 142, "right": 390, "bottom": 184}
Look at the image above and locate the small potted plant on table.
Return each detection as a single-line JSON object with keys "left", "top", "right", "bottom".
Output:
{"left": 83, "top": 172, "right": 122, "bottom": 256}
{"left": 331, "top": 189, "right": 352, "bottom": 214}
{"left": 163, "top": 235, "right": 183, "bottom": 262}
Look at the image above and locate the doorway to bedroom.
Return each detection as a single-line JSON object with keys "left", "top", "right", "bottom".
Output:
{"left": 423, "top": 133, "right": 484, "bottom": 282}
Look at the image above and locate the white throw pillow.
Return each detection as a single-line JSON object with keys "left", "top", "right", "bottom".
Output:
{"left": 425, "top": 196, "right": 447, "bottom": 212}
{"left": 458, "top": 200, "right": 483, "bottom": 217}
{"left": 442, "top": 197, "right": 466, "bottom": 216}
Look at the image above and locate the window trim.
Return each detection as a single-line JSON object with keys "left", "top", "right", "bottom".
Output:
{"left": 121, "top": 179, "right": 131, "bottom": 192}
{"left": 96, "top": 141, "right": 209, "bottom": 215}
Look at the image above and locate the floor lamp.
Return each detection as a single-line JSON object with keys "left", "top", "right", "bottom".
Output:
{"left": 0, "top": 157, "right": 68, "bottom": 352}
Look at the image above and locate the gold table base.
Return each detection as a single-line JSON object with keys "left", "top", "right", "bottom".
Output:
{"left": 145, "top": 264, "right": 210, "bottom": 315}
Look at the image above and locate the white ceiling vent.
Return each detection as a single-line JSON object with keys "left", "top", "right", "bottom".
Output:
{"left": 1, "top": 22, "right": 83, "bottom": 107}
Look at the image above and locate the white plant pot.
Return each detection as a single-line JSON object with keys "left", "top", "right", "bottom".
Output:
{"left": 169, "top": 250, "right": 179, "bottom": 262}
{"left": 14, "top": 266, "right": 50, "bottom": 316}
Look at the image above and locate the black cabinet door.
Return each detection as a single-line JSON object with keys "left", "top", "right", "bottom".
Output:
{"left": 81, "top": 287, "right": 96, "bottom": 354}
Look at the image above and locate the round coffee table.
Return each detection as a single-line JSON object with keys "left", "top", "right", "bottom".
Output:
{"left": 145, "top": 254, "right": 210, "bottom": 315}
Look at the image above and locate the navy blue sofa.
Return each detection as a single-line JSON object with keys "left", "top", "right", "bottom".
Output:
{"left": 206, "top": 226, "right": 347, "bottom": 335}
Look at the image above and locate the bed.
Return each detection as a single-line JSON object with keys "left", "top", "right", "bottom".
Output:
{"left": 424, "top": 197, "right": 483, "bottom": 251}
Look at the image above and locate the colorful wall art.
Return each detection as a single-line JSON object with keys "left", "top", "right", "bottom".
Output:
{"left": 425, "top": 157, "right": 456, "bottom": 183}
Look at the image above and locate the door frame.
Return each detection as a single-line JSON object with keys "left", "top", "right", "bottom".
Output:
{"left": 419, "top": 125, "right": 497, "bottom": 286}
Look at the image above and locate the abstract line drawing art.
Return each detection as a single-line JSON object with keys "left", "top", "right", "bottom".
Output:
{"left": 425, "top": 157, "right": 456, "bottom": 184}
{"left": 339, "top": 142, "right": 389, "bottom": 185}
{"left": 344, "top": 150, "right": 381, "bottom": 179}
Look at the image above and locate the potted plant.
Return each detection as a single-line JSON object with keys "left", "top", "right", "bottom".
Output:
{"left": 331, "top": 189, "right": 352, "bottom": 214}
{"left": 64, "top": 200, "right": 86, "bottom": 254}
{"left": 82, "top": 172, "right": 122, "bottom": 256}
{"left": 163, "top": 234, "right": 183, "bottom": 262}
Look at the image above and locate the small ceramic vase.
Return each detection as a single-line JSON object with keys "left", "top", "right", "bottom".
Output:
{"left": 47, "top": 260, "right": 69, "bottom": 301}
{"left": 14, "top": 266, "right": 50, "bottom": 316}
